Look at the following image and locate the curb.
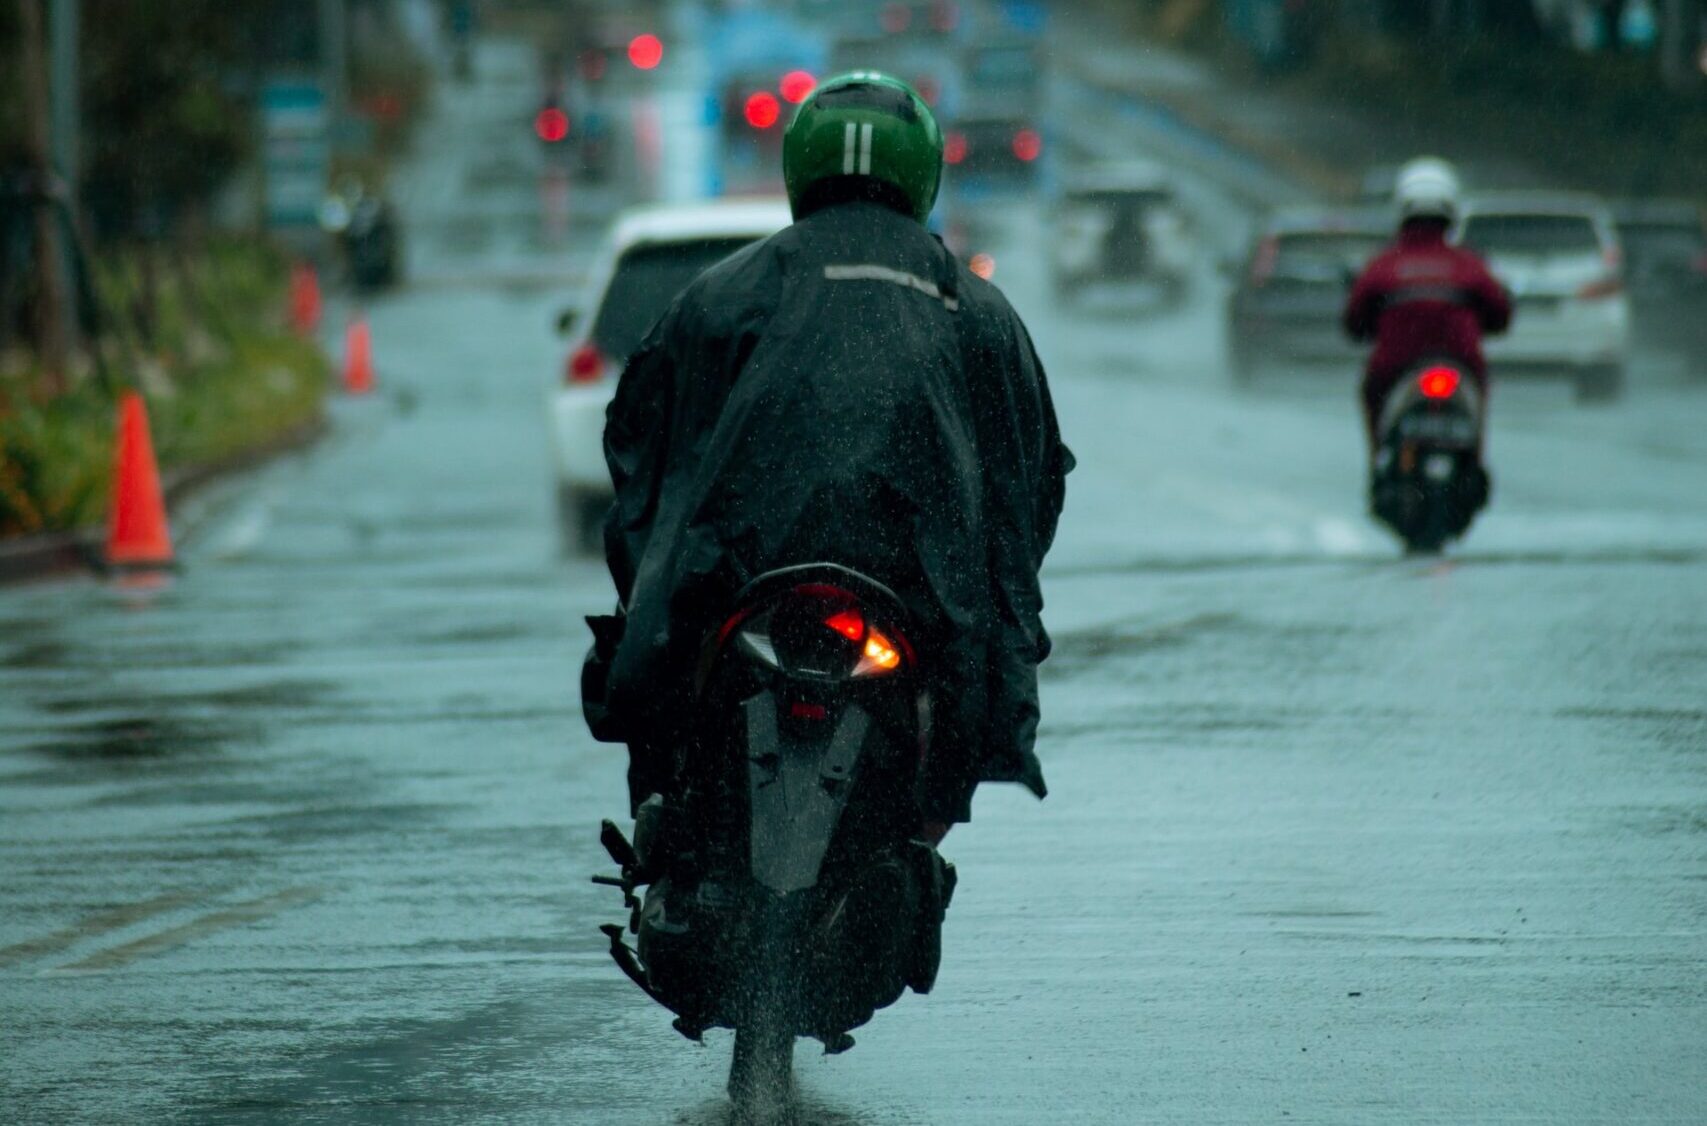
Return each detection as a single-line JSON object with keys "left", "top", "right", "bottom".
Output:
{"left": 0, "top": 413, "right": 328, "bottom": 587}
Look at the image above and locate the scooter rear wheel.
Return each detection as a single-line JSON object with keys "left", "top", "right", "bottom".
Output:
{"left": 728, "top": 1020, "right": 795, "bottom": 1118}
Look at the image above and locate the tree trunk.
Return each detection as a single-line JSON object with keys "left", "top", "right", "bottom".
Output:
{"left": 16, "top": 0, "right": 69, "bottom": 395}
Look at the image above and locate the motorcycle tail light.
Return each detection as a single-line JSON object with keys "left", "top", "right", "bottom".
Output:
{"left": 566, "top": 344, "right": 605, "bottom": 384}
{"left": 723, "top": 585, "right": 910, "bottom": 680}
{"left": 1418, "top": 365, "right": 1461, "bottom": 400}
{"left": 824, "top": 609, "right": 864, "bottom": 640}
{"left": 856, "top": 628, "right": 902, "bottom": 676}
{"left": 943, "top": 131, "right": 968, "bottom": 165}
{"left": 1011, "top": 129, "right": 1042, "bottom": 163}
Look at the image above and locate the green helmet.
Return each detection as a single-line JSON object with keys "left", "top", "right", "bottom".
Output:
{"left": 782, "top": 72, "right": 943, "bottom": 223}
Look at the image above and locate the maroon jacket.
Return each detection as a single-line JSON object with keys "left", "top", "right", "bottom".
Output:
{"left": 1344, "top": 222, "right": 1512, "bottom": 386}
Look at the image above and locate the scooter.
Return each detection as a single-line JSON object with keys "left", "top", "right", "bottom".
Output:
{"left": 1370, "top": 360, "right": 1490, "bottom": 553}
{"left": 593, "top": 564, "right": 954, "bottom": 1109}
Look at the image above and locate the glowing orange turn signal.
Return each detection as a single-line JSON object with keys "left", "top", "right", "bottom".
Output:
{"left": 863, "top": 629, "right": 901, "bottom": 672}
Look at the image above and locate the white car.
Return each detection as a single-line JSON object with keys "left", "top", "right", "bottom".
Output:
{"left": 1457, "top": 193, "right": 1631, "bottom": 401}
{"left": 548, "top": 198, "right": 792, "bottom": 550}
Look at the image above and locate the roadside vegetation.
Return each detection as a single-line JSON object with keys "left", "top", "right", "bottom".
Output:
{"left": 1, "top": 1, "right": 430, "bottom": 543}
{"left": 0, "top": 241, "right": 327, "bottom": 538}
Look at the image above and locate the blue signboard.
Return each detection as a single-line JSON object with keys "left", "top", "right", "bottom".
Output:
{"left": 261, "top": 80, "right": 329, "bottom": 230}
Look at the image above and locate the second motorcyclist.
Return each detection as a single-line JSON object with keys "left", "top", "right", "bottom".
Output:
{"left": 1344, "top": 157, "right": 1511, "bottom": 456}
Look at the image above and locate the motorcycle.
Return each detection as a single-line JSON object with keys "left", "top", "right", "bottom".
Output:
{"left": 1369, "top": 360, "right": 1490, "bottom": 553}
{"left": 593, "top": 564, "right": 955, "bottom": 1108}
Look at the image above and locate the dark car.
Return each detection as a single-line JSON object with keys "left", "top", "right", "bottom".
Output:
{"left": 1613, "top": 200, "right": 1707, "bottom": 297}
{"left": 1613, "top": 199, "right": 1707, "bottom": 372}
{"left": 943, "top": 114, "right": 1044, "bottom": 186}
{"left": 1226, "top": 208, "right": 1388, "bottom": 381}
{"left": 1051, "top": 162, "right": 1193, "bottom": 303}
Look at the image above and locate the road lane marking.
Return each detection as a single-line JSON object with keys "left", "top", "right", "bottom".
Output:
{"left": 54, "top": 887, "right": 321, "bottom": 973}
{"left": 0, "top": 891, "right": 198, "bottom": 968}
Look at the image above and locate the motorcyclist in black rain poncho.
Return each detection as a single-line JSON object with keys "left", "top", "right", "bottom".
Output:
{"left": 584, "top": 72, "right": 1071, "bottom": 833}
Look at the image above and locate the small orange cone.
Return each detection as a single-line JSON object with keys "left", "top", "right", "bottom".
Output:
{"left": 342, "top": 317, "right": 375, "bottom": 394}
{"left": 288, "top": 262, "right": 322, "bottom": 335}
{"left": 105, "top": 391, "right": 175, "bottom": 569}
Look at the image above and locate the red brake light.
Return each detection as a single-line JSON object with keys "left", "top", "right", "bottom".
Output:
{"left": 779, "top": 70, "right": 816, "bottom": 104}
{"left": 1418, "top": 366, "right": 1461, "bottom": 400}
{"left": 969, "top": 253, "right": 995, "bottom": 280}
{"left": 824, "top": 609, "right": 864, "bottom": 640}
{"left": 566, "top": 344, "right": 605, "bottom": 384}
{"left": 943, "top": 131, "right": 968, "bottom": 165}
{"left": 534, "top": 107, "right": 569, "bottom": 143}
{"left": 1577, "top": 276, "right": 1622, "bottom": 300}
{"left": 744, "top": 91, "right": 780, "bottom": 129}
{"left": 1249, "top": 236, "right": 1278, "bottom": 286}
{"left": 627, "top": 34, "right": 663, "bottom": 70}
{"left": 1011, "top": 129, "right": 1042, "bottom": 163}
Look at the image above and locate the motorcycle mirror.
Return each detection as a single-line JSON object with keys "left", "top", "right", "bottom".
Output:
{"left": 555, "top": 307, "right": 579, "bottom": 336}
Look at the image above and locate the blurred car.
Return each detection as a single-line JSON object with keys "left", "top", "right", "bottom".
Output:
{"left": 705, "top": 9, "right": 825, "bottom": 190}
{"left": 943, "top": 114, "right": 1044, "bottom": 185}
{"left": 1457, "top": 193, "right": 1630, "bottom": 401}
{"left": 827, "top": 34, "right": 961, "bottom": 117}
{"left": 960, "top": 36, "right": 1043, "bottom": 104}
{"left": 1225, "top": 208, "right": 1388, "bottom": 380}
{"left": 1051, "top": 162, "right": 1193, "bottom": 304}
{"left": 1612, "top": 199, "right": 1707, "bottom": 298}
{"left": 548, "top": 198, "right": 792, "bottom": 550}
{"left": 1612, "top": 199, "right": 1707, "bottom": 374}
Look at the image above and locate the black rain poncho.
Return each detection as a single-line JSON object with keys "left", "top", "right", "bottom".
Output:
{"left": 595, "top": 200, "right": 1071, "bottom": 823}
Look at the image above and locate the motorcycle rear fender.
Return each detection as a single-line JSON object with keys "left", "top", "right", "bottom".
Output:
{"left": 745, "top": 693, "right": 870, "bottom": 895}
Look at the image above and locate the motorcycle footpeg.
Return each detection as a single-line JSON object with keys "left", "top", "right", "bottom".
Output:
{"left": 600, "top": 818, "right": 640, "bottom": 871}
{"left": 600, "top": 923, "right": 666, "bottom": 1006}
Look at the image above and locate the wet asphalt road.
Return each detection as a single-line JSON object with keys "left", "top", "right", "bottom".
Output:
{"left": 4, "top": 25, "right": 1707, "bottom": 1126}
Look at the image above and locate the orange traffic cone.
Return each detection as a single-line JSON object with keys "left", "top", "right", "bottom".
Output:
{"left": 288, "top": 262, "right": 322, "bottom": 335}
{"left": 343, "top": 317, "right": 375, "bottom": 395}
{"left": 105, "top": 391, "right": 175, "bottom": 569}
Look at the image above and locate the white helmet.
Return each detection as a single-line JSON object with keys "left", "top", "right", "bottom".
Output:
{"left": 1394, "top": 157, "right": 1461, "bottom": 223}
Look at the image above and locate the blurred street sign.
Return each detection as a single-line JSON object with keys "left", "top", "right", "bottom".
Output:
{"left": 261, "top": 79, "right": 329, "bottom": 231}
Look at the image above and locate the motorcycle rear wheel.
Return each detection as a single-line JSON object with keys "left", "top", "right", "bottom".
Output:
{"left": 728, "top": 1020, "right": 795, "bottom": 1115}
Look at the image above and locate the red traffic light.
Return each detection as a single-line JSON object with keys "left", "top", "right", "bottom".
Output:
{"left": 779, "top": 70, "right": 816, "bottom": 104}
{"left": 628, "top": 33, "right": 663, "bottom": 70}
{"left": 534, "top": 107, "right": 569, "bottom": 143}
{"left": 744, "top": 91, "right": 781, "bottom": 129}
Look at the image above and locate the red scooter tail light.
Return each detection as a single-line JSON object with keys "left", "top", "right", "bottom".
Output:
{"left": 566, "top": 344, "right": 605, "bottom": 384}
{"left": 1418, "top": 366, "right": 1461, "bottom": 400}
{"left": 943, "top": 131, "right": 968, "bottom": 165}
{"left": 1012, "top": 129, "right": 1042, "bottom": 163}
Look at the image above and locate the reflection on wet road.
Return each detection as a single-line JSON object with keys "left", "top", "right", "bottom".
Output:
{"left": 3, "top": 28, "right": 1706, "bottom": 1126}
